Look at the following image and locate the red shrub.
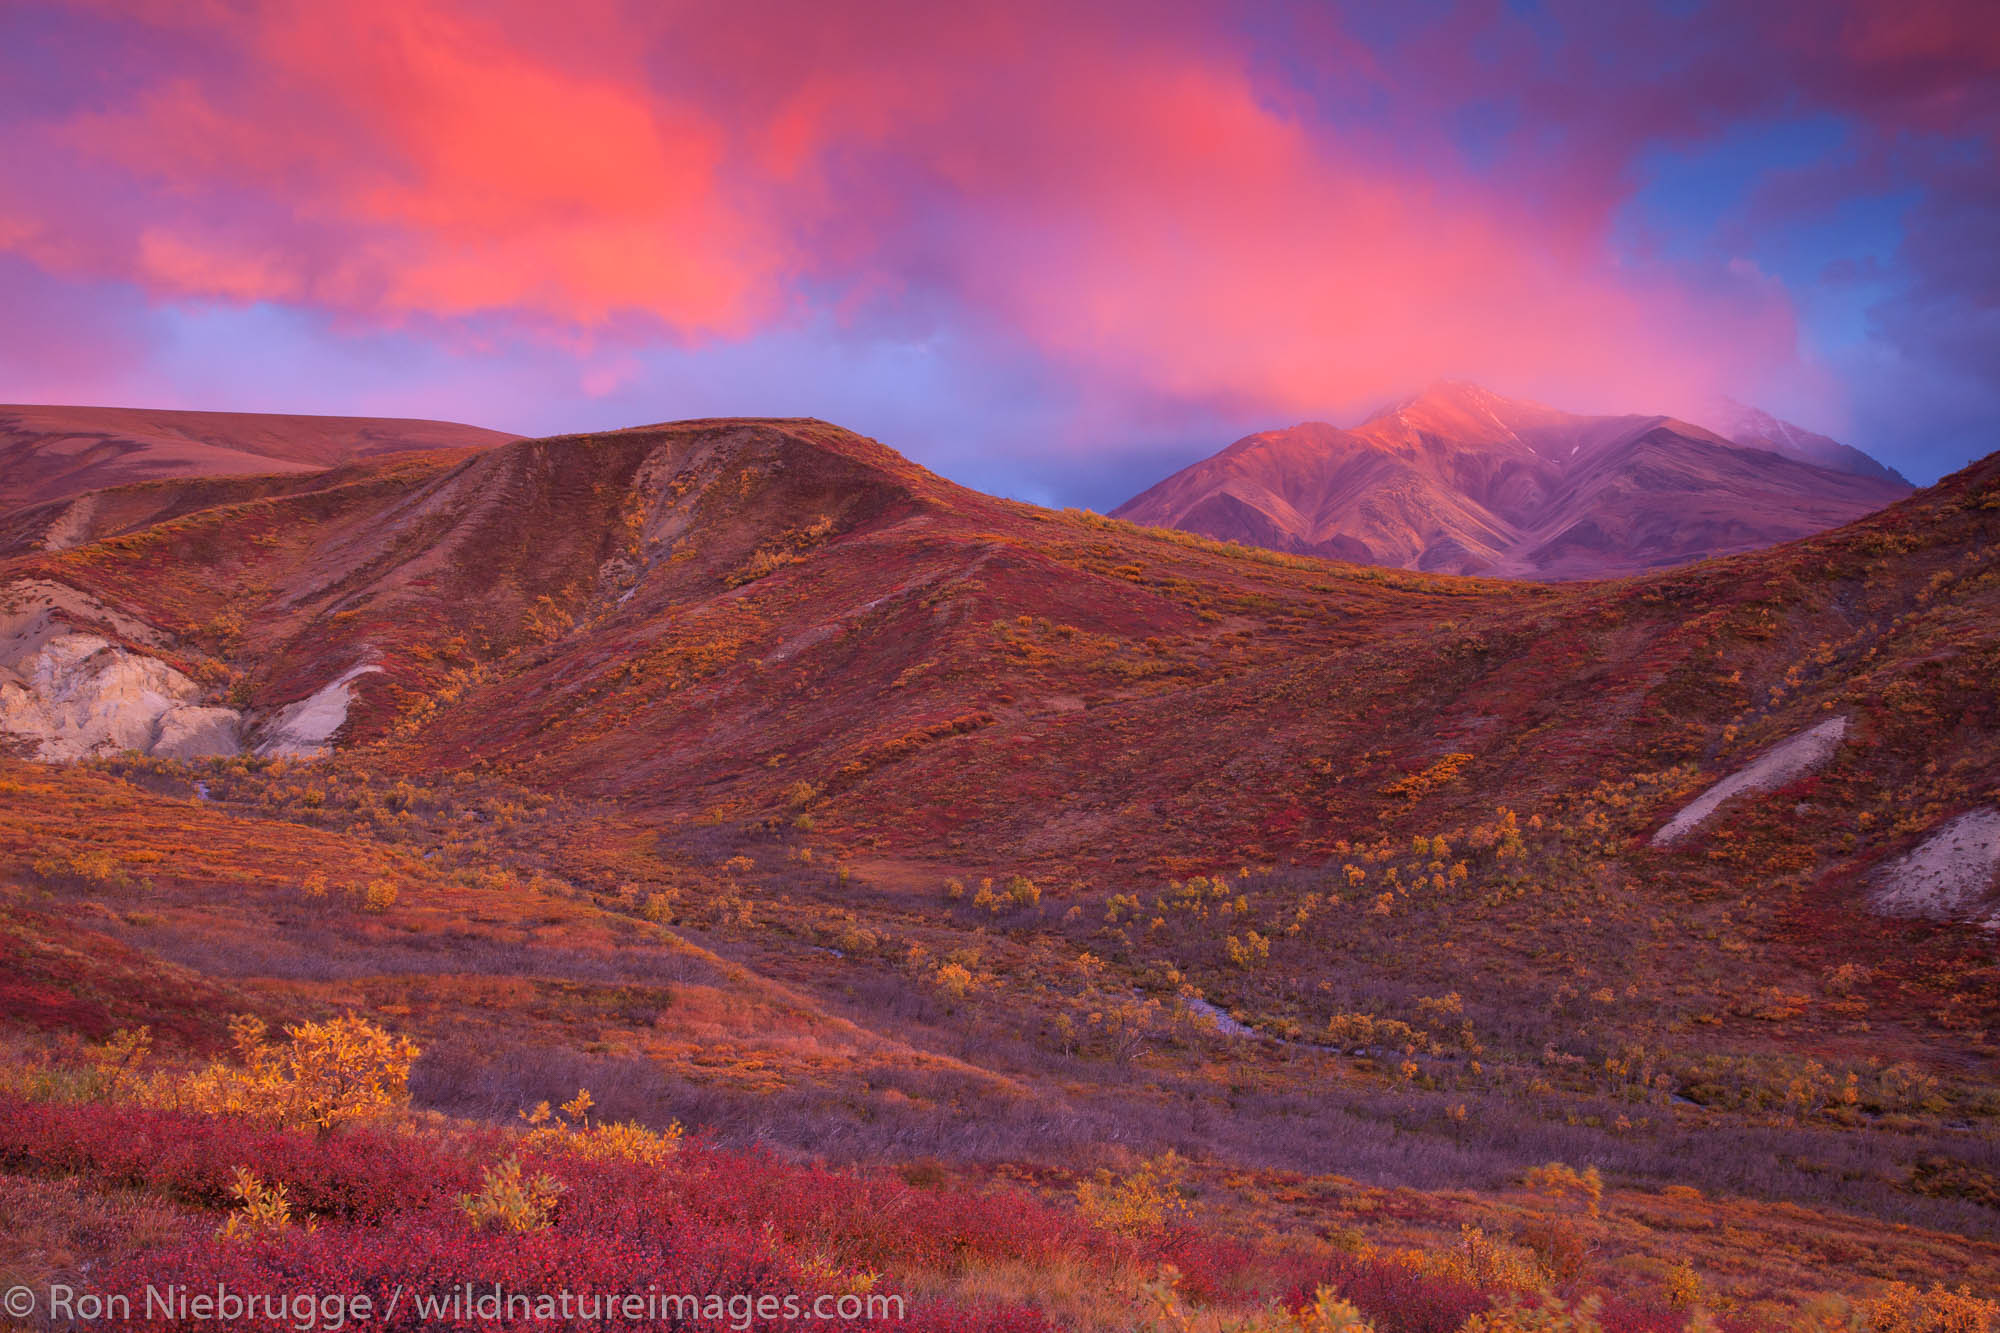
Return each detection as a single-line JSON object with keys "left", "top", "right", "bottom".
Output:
{"left": 1145, "top": 1226, "right": 1262, "bottom": 1305}
{"left": 1286, "top": 1251, "right": 1491, "bottom": 1333}
{"left": 588, "top": 1143, "right": 1109, "bottom": 1274}
{"left": 4, "top": 1096, "right": 1060, "bottom": 1329}
{"left": 0, "top": 1093, "right": 480, "bottom": 1221}
{"left": 101, "top": 1194, "right": 1055, "bottom": 1330}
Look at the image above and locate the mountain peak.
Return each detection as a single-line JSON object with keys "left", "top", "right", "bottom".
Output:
{"left": 1369, "top": 378, "right": 1508, "bottom": 420}
{"left": 1702, "top": 397, "right": 1913, "bottom": 486}
{"left": 1116, "top": 386, "right": 1914, "bottom": 579}
{"left": 1361, "top": 380, "right": 1578, "bottom": 447}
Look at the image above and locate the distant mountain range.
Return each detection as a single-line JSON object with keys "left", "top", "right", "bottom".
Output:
{"left": 1112, "top": 382, "right": 1912, "bottom": 579}
{"left": 0, "top": 405, "right": 519, "bottom": 514}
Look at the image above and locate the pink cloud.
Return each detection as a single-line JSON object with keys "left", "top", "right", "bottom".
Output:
{"left": 50, "top": 0, "right": 786, "bottom": 334}
{"left": 0, "top": 0, "right": 1990, "bottom": 430}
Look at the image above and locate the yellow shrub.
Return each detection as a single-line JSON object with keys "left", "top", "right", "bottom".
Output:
{"left": 536, "top": 1119, "right": 684, "bottom": 1165}
{"left": 519, "top": 1088, "right": 684, "bottom": 1164}
{"left": 88, "top": 1026, "right": 152, "bottom": 1097}
{"left": 1136, "top": 1266, "right": 1374, "bottom": 1331}
{"left": 1403, "top": 1226, "right": 1545, "bottom": 1295}
{"left": 1863, "top": 1281, "right": 2000, "bottom": 1332}
{"left": 1224, "top": 930, "right": 1270, "bottom": 968}
{"left": 933, "top": 962, "right": 977, "bottom": 1000}
{"left": 160, "top": 1014, "right": 419, "bottom": 1133}
{"left": 1461, "top": 1293, "right": 1605, "bottom": 1332}
{"left": 1524, "top": 1162, "right": 1603, "bottom": 1216}
{"left": 458, "top": 1156, "right": 563, "bottom": 1232}
{"left": 283, "top": 1016, "right": 421, "bottom": 1130}
{"left": 726, "top": 545, "right": 803, "bottom": 586}
{"left": 1664, "top": 1260, "right": 1705, "bottom": 1310}
{"left": 1380, "top": 753, "right": 1473, "bottom": 800}
{"left": 1325, "top": 1013, "right": 1430, "bottom": 1054}
{"left": 1077, "top": 1152, "right": 1190, "bottom": 1237}
{"left": 218, "top": 1167, "right": 303, "bottom": 1240}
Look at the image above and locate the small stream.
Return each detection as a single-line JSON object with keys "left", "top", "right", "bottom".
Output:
{"left": 1183, "top": 995, "right": 1262, "bottom": 1039}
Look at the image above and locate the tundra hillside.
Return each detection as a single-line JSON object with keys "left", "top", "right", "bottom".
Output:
{"left": 3, "top": 417, "right": 1998, "bottom": 1330}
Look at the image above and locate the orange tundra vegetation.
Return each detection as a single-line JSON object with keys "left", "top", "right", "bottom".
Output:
{"left": 2, "top": 418, "right": 2000, "bottom": 1327}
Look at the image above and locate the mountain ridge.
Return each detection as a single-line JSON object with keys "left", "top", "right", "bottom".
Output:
{"left": 3, "top": 410, "right": 1991, "bottom": 881}
{"left": 1113, "top": 382, "right": 1912, "bottom": 578}
{"left": 0, "top": 403, "right": 522, "bottom": 516}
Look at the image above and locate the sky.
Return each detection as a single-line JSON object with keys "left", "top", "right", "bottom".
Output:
{"left": 0, "top": 1, "right": 1995, "bottom": 506}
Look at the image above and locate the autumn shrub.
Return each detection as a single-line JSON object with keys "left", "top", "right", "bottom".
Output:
{"left": 161, "top": 1015, "right": 420, "bottom": 1132}
{"left": 1523, "top": 1163, "right": 1603, "bottom": 1216}
{"left": 1326, "top": 1012, "right": 1434, "bottom": 1055}
{"left": 458, "top": 1155, "right": 563, "bottom": 1232}
{"left": 217, "top": 1166, "right": 302, "bottom": 1239}
{"left": 1138, "top": 1266, "right": 1375, "bottom": 1331}
{"left": 1429, "top": 1227, "right": 1547, "bottom": 1294}
{"left": 932, "top": 961, "right": 978, "bottom": 1001}
{"left": 727, "top": 544, "right": 805, "bottom": 586}
{"left": 1287, "top": 1249, "right": 1490, "bottom": 1333}
{"left": 1861, "top": 1281, "right": 2000, "bottom": 1332}
{"left": 86, "top": 1024, "right": 153, "bottom": 1098}
{"left": 518, "top": 1087, "right": 684, "bottom": 1164}
{"left": 1144, "top": 1228, "right": 1264, "bottom": 1307}
{"left": 30, "top": 847, "right": 139, "bottom": 892}
{"left": 1076, "top": 1151, "right": 1192, "bottom": 1237}
{"left": 1380, "top": 753, "right": 1474, "bottom": 801}
{"left": 1513, "top": 1217, "right": 1589, "bottom": 1286}
{"left": 12, "top": 1083, "right": 1074, "bottom": 1330}
{"left": 0, "top": 1093, "right": 476, "bottom": 1222}
{"left": 1462, "top": 1293, "right": 1607, "bottom": 1332}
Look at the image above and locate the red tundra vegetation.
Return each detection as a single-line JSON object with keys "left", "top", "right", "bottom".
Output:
{"left": 3, "top": 416, "right": 1999, "bottom": 1328}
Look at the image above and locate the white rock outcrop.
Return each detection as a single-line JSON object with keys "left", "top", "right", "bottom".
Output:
{"left": 1652, "top": 716, "right": 1849, "bottom": 846}
{"left": 154, "top": 704, "right": 245, "bottom": 759}
{"left": 0, "top": 630, "right": 243, "bottom": 760}
{"left": 254, "top": 664, "right": 382, "bottom": 758}
{"left": 1868, "top": 809, "right": 2000, "bottom": 926}
{"left": 0, "top": 579, "right": 381, "bottom": 764}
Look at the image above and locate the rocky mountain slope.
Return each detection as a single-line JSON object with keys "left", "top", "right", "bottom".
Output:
{"left": 0, "top": 403, "right": 519, "bottom": 516}
{"left": 1112, "top": 383, "right": 1912, "bottom": 578}
{"left": 1705, "top": 397, "right": 1912, "bottom": 486}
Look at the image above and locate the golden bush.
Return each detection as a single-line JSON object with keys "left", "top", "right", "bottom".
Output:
{"left": 1461, "top": 1293, "right": 1605, "bottom": 1332}
{"left": 1076, "top": 1151, "right": 1190, "bottom": 1238}
{"left": 1861, "top": 1281, "right": 2000, "bottom": 1332}
{"left": 160, "top": 1014, "right": 419, "bottom": 1133}
{"left": 519, "top": 1088, "right": 684, "bottom": 1165}
{"left": 217, "top": 1167, "right": 304, "bottom": 1240}
{"left": 1136, "top": 1266, "right": 1374, "bottom": 1332}
{"left": 1523, "top": 1162, "right": 1603, "bottom": 1216}
{"left": 458, "top": 1156, "right": 563, "bottom": 1233}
